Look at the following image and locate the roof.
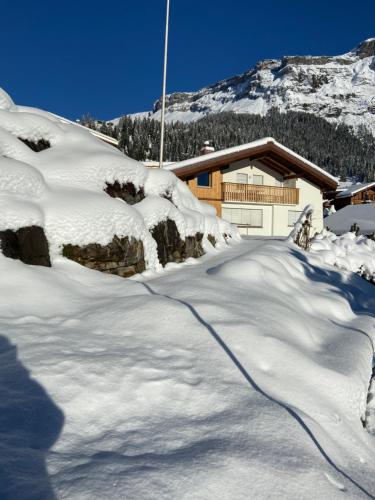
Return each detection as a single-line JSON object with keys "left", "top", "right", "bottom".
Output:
{"left": 325, "top": 204, "right": 375, "bottom": 235}
{"left": 335, "top": 181, "right": 375, "bottom": 198}
{"left": 50, "top": 113, "right": 119, "bottom": 147}
{"left": 165, "top": 138, "right": 337, "bottom": 190}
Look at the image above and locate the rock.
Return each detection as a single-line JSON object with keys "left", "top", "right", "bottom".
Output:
{"left": 207, "top": 234, "right": 216, "bottom": 247}
{"left": 104, "top": 181, "right": 144, "bottom": 205}
{"left": 151, "top": 219, "right": 184, "bottom": 266}
{"left": 18, "top": 138, "right": 51, "bottom": 152}
{"left": 0, "top": 226, "right": 51, "bottom": 266}
{"left": 62, "top": 236, "right": 145, "bottom": 277}
{"left": 151, "top": 219, "right": 204, "bottom": 266}
{"left": 355, "top": 39, "right": 375, "bottom": 59}
{"left": 184, "top": 233, "right": 204, "bottom": 259}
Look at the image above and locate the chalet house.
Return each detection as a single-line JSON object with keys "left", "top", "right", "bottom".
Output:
{"left": 165, "top": 138, "right": 337, "bottom": 237}
{"left": 332, "top": 182, "right": 375, "bottom": 210}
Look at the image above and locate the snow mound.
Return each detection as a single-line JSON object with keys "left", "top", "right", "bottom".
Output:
{"left": 0, "top": 157, "right": 46, "bottom": 198}
{"left": 1, "top": 239, "right": 374, "bottom": 498}
{"left": 0, "top": 196, "right": 44, "bottom": 232}
{"left": 0, "top": 87, "right": 238, "bottom": 271}
{"left": 0, "top": 109, "right": 63, "bottom": 145}
{"left": 311, "top": 229, "right": 375, "bottom": 279}
{"left": 325, "top": 204, "right": 375, "bottom": 235}
{"left": 0, "top": 87, "right": 14, "bottom": 110}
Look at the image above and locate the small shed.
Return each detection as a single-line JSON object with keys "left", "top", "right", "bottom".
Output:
{"left": 334, "top": 182, "right": 375, "bottom": 210}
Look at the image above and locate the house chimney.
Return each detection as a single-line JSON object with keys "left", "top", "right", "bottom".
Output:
{"left": 200, "top": 140, "right": 215, "bottom": 155}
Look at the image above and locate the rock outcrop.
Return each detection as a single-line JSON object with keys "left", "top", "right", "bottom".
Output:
{"left": 18, "top": 138, "right": 51, "bottom": 152}
{"left": 151, "top": 219, "right": 204, "bottom": 266}
{"left": 62, "top": 236, "right": 145, "bottom": 277}
{"left": 0, "top": 226, "right": 51, "bottom": 266}
{"left": 104, "top": 181, "right": 144, "bottom": 205}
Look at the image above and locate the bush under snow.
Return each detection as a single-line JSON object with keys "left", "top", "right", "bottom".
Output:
{"left": 311, "top": 229, "right": 375, "bottom": 281}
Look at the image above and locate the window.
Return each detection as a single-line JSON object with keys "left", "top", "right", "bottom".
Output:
{"left": 253, "top": 175, "right": 264, "bottom": 185}
{"left": 222, "top": 208, "right": 263, "bottom": 227}
{"left": 288, "top": 210, "right": 302, "bottom": 227}
{"left": 197, "top": 172, "right": 211, "bottom": 187}
{"left": 236, "top": 173, "right": 248, "bottom": 184}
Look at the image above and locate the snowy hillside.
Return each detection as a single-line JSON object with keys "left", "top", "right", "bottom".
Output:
{"left": 0, "top": 87, "right": 237, "bottom": 276}
{"left": 120, "top": 39, "right": 375, "bottom": 136}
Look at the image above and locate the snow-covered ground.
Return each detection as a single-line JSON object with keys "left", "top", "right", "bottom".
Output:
{"left": 1, "top": 237, "right": 375, "bottom": 499}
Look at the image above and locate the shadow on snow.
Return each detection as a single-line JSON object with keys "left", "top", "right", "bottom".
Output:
{"left": 0, "top": 335, "right": 64, "bottom": 500}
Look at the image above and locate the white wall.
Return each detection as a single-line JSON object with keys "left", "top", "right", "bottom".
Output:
{"left": 221, "top": 159, "right": 324, "bottom": 237}
{"left": 223, "top": 159, "right": 284, "bottom": 186}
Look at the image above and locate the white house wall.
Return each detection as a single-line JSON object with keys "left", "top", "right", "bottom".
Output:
{"left": 222, "top": 159, "right": 324, "bottom": 237}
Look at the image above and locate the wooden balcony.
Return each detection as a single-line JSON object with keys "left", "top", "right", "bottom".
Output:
{"left": 222, "top": 182, "right": 299, "bottom": 205}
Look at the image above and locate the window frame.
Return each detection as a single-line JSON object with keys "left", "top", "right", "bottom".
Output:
{"left": 196, "top": 171, "right": 212, "bottom": 188}
{"left": 222, "top": 208, "right": 263, "bottom": 228}
{"left": 288, "top": 210, "right": 302, "bottom": 227}
{"left": 252, "top": 174, "right": 264, "bottom": 186}
{"left": 236, "top": 173, "right": 248, "bottom": 184}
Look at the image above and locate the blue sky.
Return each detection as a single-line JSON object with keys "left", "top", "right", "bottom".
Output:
{"left": 1, "top": 0, "right": 374, "bottom": 120}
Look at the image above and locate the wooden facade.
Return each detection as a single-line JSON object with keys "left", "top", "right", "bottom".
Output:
{"left": 186, "top": 175, "right": 300, "bottom": 215}
{"left": 187, "top": 168, "right": 223, "bottom": 216}
{"left": 334, "top": 186, "right": 375, "bottom": 210}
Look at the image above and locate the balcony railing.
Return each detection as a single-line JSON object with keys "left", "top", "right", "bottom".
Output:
{"left": 222, "top": 182, "right": 299, "bottom": 205}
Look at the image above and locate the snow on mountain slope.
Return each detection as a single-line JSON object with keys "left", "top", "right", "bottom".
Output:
{"left": 1, "top": 238, "right": 375, "bottom": 499}
{"left": 121, "top": 39, "right": 375, "bottom": 136}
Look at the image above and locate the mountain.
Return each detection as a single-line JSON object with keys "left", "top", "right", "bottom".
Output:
{"left": 124, "top": 39, "right": 375, "bottom": 136}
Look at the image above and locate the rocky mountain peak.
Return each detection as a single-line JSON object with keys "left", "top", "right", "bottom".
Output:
{"left": 130, "top": 40, "right": 375, "bottom": 138}
{"left": 353, "top": 38, "right": 375, "bottom": 59}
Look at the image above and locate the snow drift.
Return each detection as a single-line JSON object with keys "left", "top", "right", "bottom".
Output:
{"left": 0, "top": 237, "right": 375, "bottom": 499}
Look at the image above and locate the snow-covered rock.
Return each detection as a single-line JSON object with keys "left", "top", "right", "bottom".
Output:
{"left": 122, "top": 39, "right": 375, "bottom": 137}
{"left": 0, "top": 88, "right": 239, "bottom": 274}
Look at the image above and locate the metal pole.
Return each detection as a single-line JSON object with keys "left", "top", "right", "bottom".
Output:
{"left": 159, "top": 0, "right": 170, "bottom": 168}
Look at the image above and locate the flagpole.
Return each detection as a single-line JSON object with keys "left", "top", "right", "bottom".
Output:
{"left": 159, "top": 0, "right": 170, "bottom": 168}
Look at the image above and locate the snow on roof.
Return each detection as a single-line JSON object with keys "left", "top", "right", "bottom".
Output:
{"left": 324, "top": 204, "right": 375, "bottom": 235}
{"left": 164, "top": 137, "right": 273, "bottom": 171}
{"left": 165, "top": 137, "right": 337, "bottom": 186}
{"left": 335, "top": 182, "right": 375, "bottom": 198}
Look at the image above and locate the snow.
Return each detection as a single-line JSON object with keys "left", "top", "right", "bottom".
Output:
{"left": 121, "top": 41, "right": 375, "bottom": 137}
{"left": 165, "top": 137, "right": 338, "bottom": 185}
{"left": 325, "top": 204, "right": 375, "bottom": 235}
{"left": 336, "top": 182, "right": 375, "bottom": 199}
{"left": 0, "top": 87, "right": 237, "bottom": 267}
{"left": 1, "top": 238, "right": 375, "bottom": 499}
{"left": 2, "top": 88, "right": 375, "bottom": 499}
{"left": 311, "top": 229, "right": 375, "bottom": 278}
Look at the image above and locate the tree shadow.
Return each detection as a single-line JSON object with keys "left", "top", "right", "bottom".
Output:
{"left": 0, "top": 335, "right": 64, "bottom": 500}
{"left": 288, "top": 247, "right": 375, "bottom": 318}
